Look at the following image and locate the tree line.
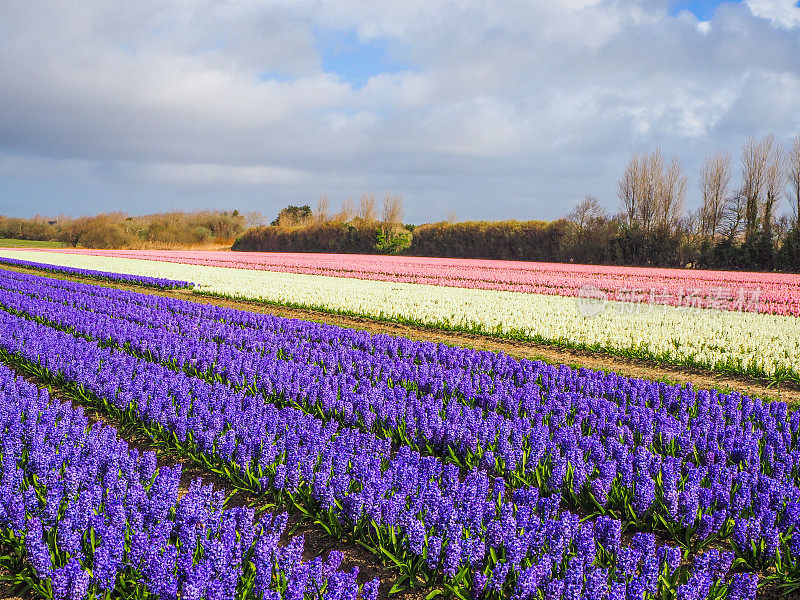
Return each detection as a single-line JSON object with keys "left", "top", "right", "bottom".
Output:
{"left": 4, "top": 132, "right": 800, "bottom": 271}
{"left": 605, "top": 132, "right": 800, "bottom": 270}
{"left": 236, "top": 132, "right": 800, "bottom": 271}
{"left": 0, "top": 210, "right": 249, "bottom": 249}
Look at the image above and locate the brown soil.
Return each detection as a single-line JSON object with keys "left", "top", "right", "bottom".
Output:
{"left": 0, "top": 581, "right": 29, "bottom": 600}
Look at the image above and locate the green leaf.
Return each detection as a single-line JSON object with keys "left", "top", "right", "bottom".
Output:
{"left": 379, "top": 546, "right": 407, "bottom": 569}
{"left": 389, "top": 575, "right": 411, "bottom": 595}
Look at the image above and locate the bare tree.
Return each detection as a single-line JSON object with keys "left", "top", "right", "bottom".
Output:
{"left": 244, "top": 211, "right": 267, "bottom": 228}
{"left": 775, "top": 213, "right": 792, "bottom": 242}
{"left": 789, "top": 134, "right": 800, "bottom": 226}
{"left": 763, "top": 141, "right": 785, "bottom": 239}
{"left": 618, "top": 151, "right": 658, "bottom": 229}
{"left": 740, "top": 133, "right": 775, "bottom": 241}
{"left": 315, "top": 195, "right": 330, "bottom": 224}
{"left": 682, "top": 209, "right": 701, "bottom": 237}
{"left": 722, "top": 190, "right": 746, "bottom": 239}
{"left": 699, "top": 150, "right": 732, "bottom": 238}
{"left": 382, "top": 194, "right": 404, "bottom": 225}
{"left": 567, "top": 195, "right": 607, "bottom": 243}
{"left": 618, "top": 148, "right": 684, "bottom": 232}
{"left": 333, "top": 198, "right": 354, "bottom": 223}
{"left": 357, "top": 194, "right": 377, "bottom": 223}
{"left": 656, "top": 156, "right": 688, "bottom": 230}
{"left": 618, "top": 153, "right": 641, "bottom": 227}
{"left": 636, "top": 150, "right": 663, "bottom": 232}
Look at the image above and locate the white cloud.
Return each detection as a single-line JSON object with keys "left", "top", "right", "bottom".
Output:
{"left": 746, "top": 0, "right": 800, "bottom": 28}
{"left": 143, "top": 162, "right": 306, "bottom": 186}
{"left": 0, "top": 0, "right": 799, "bottom": 221}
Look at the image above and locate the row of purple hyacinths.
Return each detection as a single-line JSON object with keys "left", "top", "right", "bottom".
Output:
{"left": 0, "top": 256, "right": 193, "bottom": 289}
{"left": 0, "top": 361, "right": 378, "bottom": 600}
{"left": 0, "top": 269, "right": 766, "bottom": 598}
{"left": 0, "top": 269, "right": 796, "bottom": 570}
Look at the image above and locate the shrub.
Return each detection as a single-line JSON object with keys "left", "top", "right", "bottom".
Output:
{"left": 375, "top": 226, "right": 413, "bottom": 254}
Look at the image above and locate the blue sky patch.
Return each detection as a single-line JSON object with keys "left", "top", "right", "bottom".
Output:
{"left": 669, "top": 0, "right": 742, "bottom": 20}
{"left": 315, "top": 28, "right": 408, "bottom": 89}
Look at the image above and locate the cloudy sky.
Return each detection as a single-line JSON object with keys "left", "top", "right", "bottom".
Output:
{"left": 1, "top": 0, "right": 800, "bottom": 223}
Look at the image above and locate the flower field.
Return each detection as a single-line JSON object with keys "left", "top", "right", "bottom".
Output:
{"left": 0, "top": 249, "right": 798, "bottom": 383}
{"left": 0, "top": 266, "right": 794, "bottom": 598}
{"left": 0, "top": 254, "right": 193, "bottom": 289}
{"left": 34, "top": 248, "right": 800, "bottom": 316}
{"left": 0, "top": 354, "right": 377, "bottom": 600}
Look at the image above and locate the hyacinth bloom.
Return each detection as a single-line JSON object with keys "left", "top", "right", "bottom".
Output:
{"left": 0, "top": 249, "right": 798, "bottom": 382}
{"left": 0, "top": 363, "right": 377, "bottom": 599}
{"left": 24, "top": 248, "right": 800, "bottom": 317}
{"left": 0, "top": 255, "right": 192, "bottom": 289}
{"left": 0, "top": 266, "right": 794, "bottom": 541}
{"left": 0, "top": 269, "right": 777, "bottom": 598}
{"left": 0, "top": 274, "right": 768, "bottom": 496}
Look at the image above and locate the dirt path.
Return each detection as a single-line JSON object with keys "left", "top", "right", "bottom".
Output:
{"left": 3, "top": 263, "right": 799, "bottom": 405}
